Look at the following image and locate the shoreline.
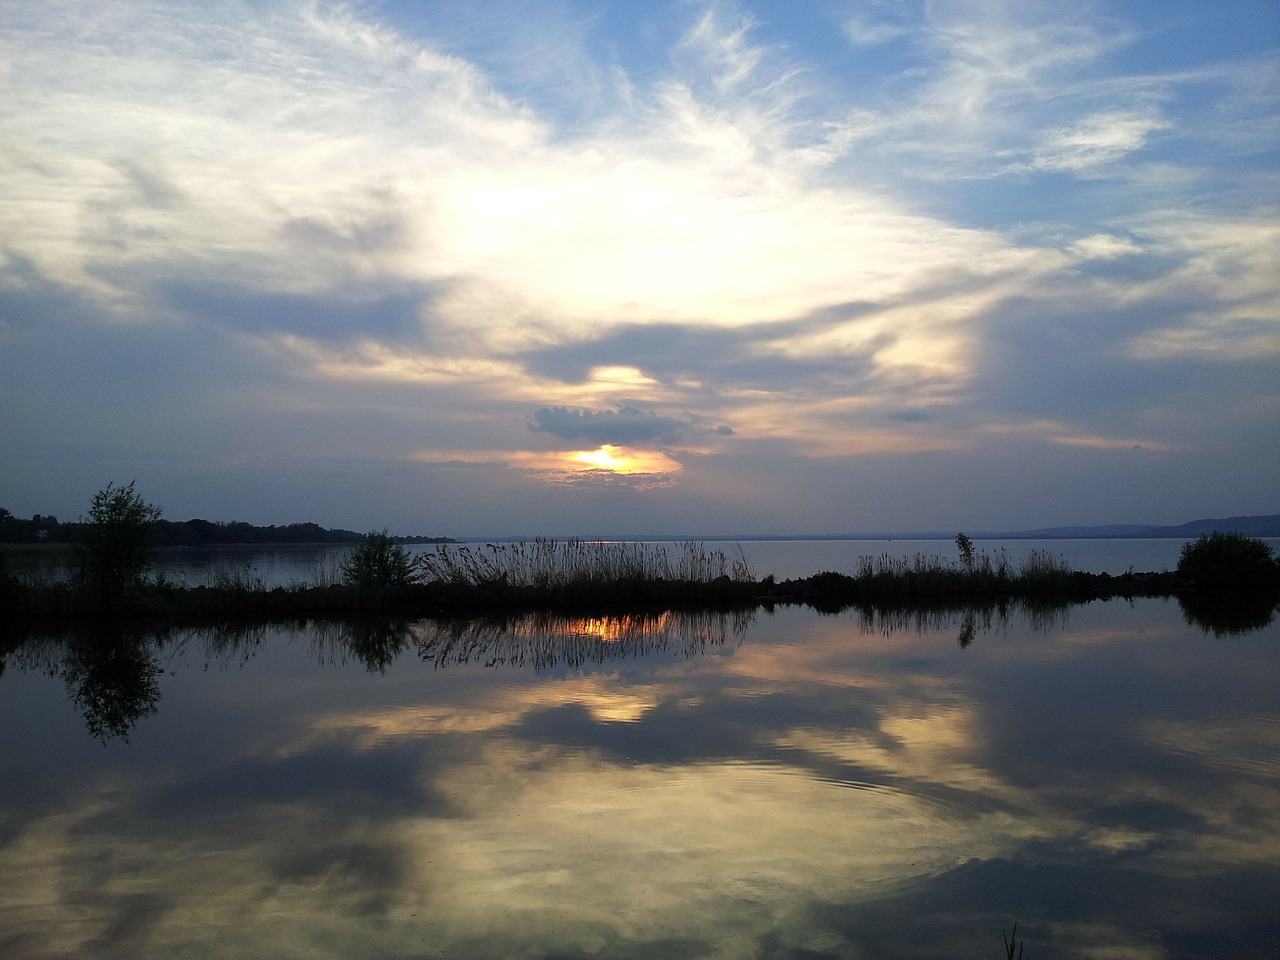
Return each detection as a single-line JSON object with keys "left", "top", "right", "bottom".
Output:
{"left": 3, "top": 566, "right": 1267, "bottom": 630}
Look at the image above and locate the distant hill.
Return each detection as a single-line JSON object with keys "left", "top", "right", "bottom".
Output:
{"left": 614, "top": 514, "right": 1280, "bottom": 541}
{"left": 1131, "top": 514, "right": 1280, "bottom": 538}
{"left": 701, "top": 514, "right": 1280, "bottom": 541}
{"left": 988, "top": 514, "right": 1280, "bottom": 540}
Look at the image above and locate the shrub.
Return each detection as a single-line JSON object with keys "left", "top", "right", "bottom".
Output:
{"left": 1177, "top": 531, "right": 1280, "bottom": 593}
{"left": 80, "top": 481, "right": 162, "bottom": 599}
{"left": 341, "top": 530, "right": 415, "bottom": 590}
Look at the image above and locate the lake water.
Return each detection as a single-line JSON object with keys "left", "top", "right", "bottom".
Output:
{"left": 2, "top": 598, "right": 1278, "bottom": 958}
{"left": 15, "top": 536, "right": 1276, "bottom": 586}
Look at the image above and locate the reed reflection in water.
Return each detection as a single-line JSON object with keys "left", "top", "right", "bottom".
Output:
{"left": 287, "top": 608, "right": 754, "bottom": 673}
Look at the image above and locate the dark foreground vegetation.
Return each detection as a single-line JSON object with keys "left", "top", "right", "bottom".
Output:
{"left": 3, "top": 484, "right": 1278, "bottom": 637}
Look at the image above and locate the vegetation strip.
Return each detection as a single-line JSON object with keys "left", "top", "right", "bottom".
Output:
{"left": 3, "top": 484, "right": 1277, "bottom": 630}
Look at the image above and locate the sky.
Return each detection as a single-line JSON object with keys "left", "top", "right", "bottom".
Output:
{"left": 1, "top": 0, "right": 1277, "bottom": 537}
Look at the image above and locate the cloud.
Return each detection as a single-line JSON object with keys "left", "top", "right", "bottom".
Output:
{"left": 844, "top": 14, "right": 909, "bottom": 47}
{"left": 886, "top": 408, "right": 934, "bottom": 423}
{"left": 158, "top": 281, "right": 433, "bottom": 344}
{"left": 1031, "top": 111, "right": 1172, "bottom": 172}
{"left": 0, "top": 0, "right": 1276, "bottom": 532}
{"left": 1070, "top": 233, "right": 1143, "bottom": 260}
{"left": 528, "top": 406, "right": 689, "bottom": 445}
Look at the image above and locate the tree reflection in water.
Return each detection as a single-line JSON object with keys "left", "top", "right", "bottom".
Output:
{"left": 60, "top": 629, "right": 162, "bottom": 742}
{"left": 1179, "top": 592, "right": 1279, "bottom": 638}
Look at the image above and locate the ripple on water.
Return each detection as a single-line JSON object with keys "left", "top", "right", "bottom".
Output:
{"left": 1137, "top": 712, "right": 1280, "bottom": 779}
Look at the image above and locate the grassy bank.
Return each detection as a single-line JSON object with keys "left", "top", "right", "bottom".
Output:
{"left": 3, "top": 537, "right": 1244, "bottom": 633}
{"left": 765, "top": 547, "right": 1189, "bottom": 607}
{"left": 0, "top": 540, "right": 763, "bottom": 626}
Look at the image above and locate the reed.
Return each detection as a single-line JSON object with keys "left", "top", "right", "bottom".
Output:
{"left": 206, "top": 565, "right": 270, "bottom": 593}
{"left": 416, "top": 539, "right": 755, "bottom": 590}
{"left": 806, "top": 546, "right": 1075, "bottom": 601}
{"left": 1004, "top": 921, "right": 1024, "bottom": 960}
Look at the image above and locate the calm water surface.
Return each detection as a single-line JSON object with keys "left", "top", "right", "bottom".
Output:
{"left": 2, "top": 599, "right": 1278, "bottom": 958}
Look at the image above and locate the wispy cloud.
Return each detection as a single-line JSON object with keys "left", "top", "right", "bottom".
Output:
{"left": 1, "top": 0, "right": 1275, "bottom": 531}
{"left": 1031, "top": 110, "right": 1172, "bottom": 172}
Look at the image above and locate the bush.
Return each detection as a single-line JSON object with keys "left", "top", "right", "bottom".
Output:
{"left": 341, "top": 530, "right": 415, "bottom": 590}
{"left": 80, "top": 481, "right": 163, "bottom": 599}
{"left": 1177, "top": 532, "right": 1280, "bottom": 593}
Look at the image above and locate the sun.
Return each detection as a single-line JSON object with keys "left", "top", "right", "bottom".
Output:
{"left": 569, "top": 445, "right": 681, "bottom": 476}
{"left": 573, "top": 445, "right": 633, "bottom": 472}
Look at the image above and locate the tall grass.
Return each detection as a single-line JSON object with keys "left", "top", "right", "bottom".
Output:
{"left": 835, "top": 546, "right": 1074, "bottom": 599}
{"left": 416, "top": 539, "right": 755, "bottom": 589}
{"left": 206, "top": 564, "right": 270, "bottom": 593}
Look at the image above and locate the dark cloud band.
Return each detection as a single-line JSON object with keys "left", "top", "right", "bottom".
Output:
{"left": 528, "top": 406, "right": 687, "bottom": 445}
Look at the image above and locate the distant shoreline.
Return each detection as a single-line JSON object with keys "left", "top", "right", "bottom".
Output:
{"left": 5, "top": 511, "right": 1276, "bottom": 547}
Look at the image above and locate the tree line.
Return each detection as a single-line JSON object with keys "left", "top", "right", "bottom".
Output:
{"left": 0, "top": 505, "right": 449, "bottom": 547}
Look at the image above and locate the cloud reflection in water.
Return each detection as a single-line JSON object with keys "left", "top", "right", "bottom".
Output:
{"left": 1, "top": 602, "right": 1278, "bottom": 957}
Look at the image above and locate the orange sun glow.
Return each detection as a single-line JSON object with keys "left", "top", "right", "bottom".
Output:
{"left": 569, "top": 445, "right": 680, "bottom": 475}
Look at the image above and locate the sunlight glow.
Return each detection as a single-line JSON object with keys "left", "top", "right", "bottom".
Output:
{"left": 412, "top": 445, "right": 682, "bottom": 481}
{"left": 570, "top": 445, "right": 680, "bottom": 476}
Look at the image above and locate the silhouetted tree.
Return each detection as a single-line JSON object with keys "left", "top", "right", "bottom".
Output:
{"left": 80, "top": 481, "right": 163, "bottom": 601}
{"left": 340, "top": 529, "right": 414, "bottom": 590}
{"left": 1177, "top": 532, "right": 1280, "bottom": 593}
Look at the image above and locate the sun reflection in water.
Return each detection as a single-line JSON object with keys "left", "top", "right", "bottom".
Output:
{"left": 564, "top": 612, "right": 675, "bottom": 643}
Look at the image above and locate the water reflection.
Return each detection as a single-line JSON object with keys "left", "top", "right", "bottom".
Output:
{"left": 1, "top": 597, "right": 1271, "bottom": 746}
{"left": 1, "top": 602, "right": 1278, "bottom": 958}
{"left": 61, "top": 631, "right": 162, "bottom": 742}
{"left": 336, "top": 618, "right": 413, "bottom": 674}
{"left": 194, "top": 609, "right": 756, "bottom": 674}
{"left": 1179, "top": 591, "right": 1279, "bottom": 637}
{"left": 409, "top": 608, "right": 752, "bottom": 670}
{"left": 835, "top": 599, "right": 1075, "bottom": 646}
{"left": 5, "top": 625, "right": 170, "bottom": 742}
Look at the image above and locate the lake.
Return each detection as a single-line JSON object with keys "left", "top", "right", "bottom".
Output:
{"left": 2, "top": 598, "right": 1278, "bottom": 958}
{"left": 13, "top": 536, "right": 1274, "bottom": 586}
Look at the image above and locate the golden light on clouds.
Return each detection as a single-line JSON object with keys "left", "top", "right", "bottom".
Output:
{"left": 415, "top": 445, "right": 681, "bottom": 483}
{"left": 571, "top": 444, "right": 679, "bottom": 475}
